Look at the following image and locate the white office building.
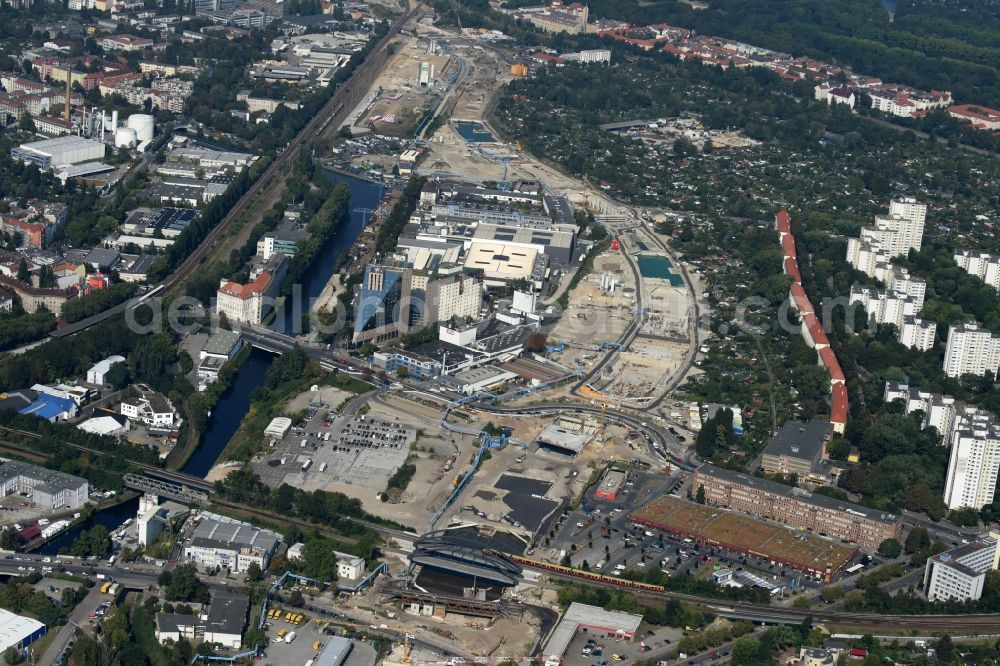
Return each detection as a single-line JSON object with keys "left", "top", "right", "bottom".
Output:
{"left": 943, "top": 322, "right": 1000, "bottom": 378}
{"left": 943, "top": 412, "right": 1000, "bottom": 510}
{"left": 183, "top": 513, "right": 281, "bottom": 573}
{"left": 923, "top": 539, "right": 998, "bottom": 602}
{"left": 0, "top": 461, "right": 88, "bottom": 510}
{"left": 121, "top": 392, "right": 175, "bottom": 428}
{"left": 955, "top": 250, "right": 1000, "bottom": 290}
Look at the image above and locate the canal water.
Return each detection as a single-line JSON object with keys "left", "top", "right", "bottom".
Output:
{"left": 40, "top": 170, "right": 381, "bottom": 553}
{"left": 273, "top": 169, "right": 385, "bottom": 334}
{"left": 37, "top": 497, "right": 139, "bottom": 555}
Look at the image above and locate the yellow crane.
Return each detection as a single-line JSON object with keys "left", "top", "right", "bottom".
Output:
{"left": 402, "top": 634, "right": 413, "bottom": 665}
{"left": 580, "top": 384, "right": 610, "bottom": 439}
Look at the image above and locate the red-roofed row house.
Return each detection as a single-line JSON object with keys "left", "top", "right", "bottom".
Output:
{"left": 776, "top": 210, "right": 848, "bottom": 434}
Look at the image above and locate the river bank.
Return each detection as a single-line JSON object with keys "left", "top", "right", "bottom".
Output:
{"left": 43, "top": 173, "right": 389, "bottom": 549}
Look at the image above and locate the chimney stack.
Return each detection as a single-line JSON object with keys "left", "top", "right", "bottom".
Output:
{"left": 64, "top": 73, "right": 71, "bottom": 122}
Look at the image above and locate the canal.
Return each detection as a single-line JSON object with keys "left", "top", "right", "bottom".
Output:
{"left": 39, "top": 170, "right": 383, "bottom": 554}
{"left": 184, "top": 168, "right": 383, "bottom": 479}
{"left": 273, "top": 169, "right": 385, "bottom": 335}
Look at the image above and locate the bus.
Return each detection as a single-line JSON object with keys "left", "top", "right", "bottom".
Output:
{"left": 302, "top": 459, "right": 312, "bottom": 471}
{"left": 845, "top": 563, "right": 865, "bottom": 575}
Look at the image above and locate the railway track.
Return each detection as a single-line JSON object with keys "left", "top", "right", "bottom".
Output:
{"left": 513, "top": 558, "right": 1000, "bottom": 632}
{"left": 8, "top": 423, "right": 997, "bottom": 632}
{"left": 0, "top": 440, "right": 49, "bottom": 463}
{"left": 161, "top": 2, "right": 424, "bottom": 298}
{"left": 0, "top": 426, "right": 214, "bottom": 492}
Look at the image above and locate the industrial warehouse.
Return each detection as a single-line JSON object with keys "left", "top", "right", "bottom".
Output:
{"left": 0, "top": 461, "right": 89, "bottom": 511}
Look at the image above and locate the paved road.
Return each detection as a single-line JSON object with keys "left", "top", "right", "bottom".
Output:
{"left": 35, "top": 587, "right": 106, "bottom": 666}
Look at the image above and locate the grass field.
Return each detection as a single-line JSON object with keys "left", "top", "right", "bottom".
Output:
{"left": 630, "top": 495, "right": 856, "bottom": 573}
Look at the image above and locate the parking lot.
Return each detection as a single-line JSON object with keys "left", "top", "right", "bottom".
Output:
{"left": 261, "top": 610, "right": 375, "bottom": 666}
{"left": 251, "top": 409, "right": 414, "bottom": 494}
{"left": 336, "top": 417, "right": 412, "bottom": 451}
{"left": 558, "top": 624, "right": 685, "bottom": 666}
{"left": 549, "top": 469, "right": 833, "bottom": 594}
{"left": 549, "top": 468, "right": 680, "bottom": 569}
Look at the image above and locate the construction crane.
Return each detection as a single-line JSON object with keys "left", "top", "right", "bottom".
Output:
{"left": 402, "top": 634, "right": 413, "bottom": 664}
{"left": 580, "top": 384, "right": 611, "bottom": 439}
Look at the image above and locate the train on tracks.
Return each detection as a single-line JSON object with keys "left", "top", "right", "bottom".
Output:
{"left": 507, "top": 555, "right": 666, "bottom": 593}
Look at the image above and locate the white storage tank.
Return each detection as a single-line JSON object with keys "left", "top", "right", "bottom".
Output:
{"left": 126, "top": 114, "right": 154, "bottom": 143}
{"left": 114, "top": 127, "right": 137, "bottom": 148}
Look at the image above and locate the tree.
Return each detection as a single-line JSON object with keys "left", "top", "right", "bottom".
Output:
{"left": 904, "top": 527, "right": 930, "bottom": 554}
{"left": 37, "top": 266, "right": 55, "bottom": 289}
{"left": 949, "top": 507, "right": 980, "bottom": 527}
{"left": 298, "top": 539, "right": 339, "bottom": 583}
{"left": 244, "top": 627, "right": 267, "bottom": 650}
{"left": 16, "top": 258, "right": 29, "bottom": 284}
{"left": 0, "top": 528, "right": 18, "bottom": 551}
{"left": 104, "top": 361, "right": 130, "bottom": 389}
{"left": 695, "top": 484, "right": 706, "bottom": 504}
{"left": 245, "top": 562, "right": 262, "bottom": 582}
{"left": 826, "top": 437, "right": 850, "bottom": 461}
{"left": 730, "top": 635, "right": 764, "bottom": 666}
{"left": 159, "top": 563, "right": 210, "bottom": 603}
{"left": 17, "top": 112, "right": 34, "bottom": 133}
{"left": 877, "top": 538, "right": 902, "bottom": 558}
{"left": 936, "top": 634, "right": 955, "bottom": 663}
{"left": 67, "top": 526, "right": 110, "bottom": 557}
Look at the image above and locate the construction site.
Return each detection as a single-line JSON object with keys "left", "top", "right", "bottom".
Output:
{"left": 426, "top": 401, "right": 656, "bottom": 538}
{"left": 349, "top": 35, "right": 453, "bottom": 136}
{"left": 587, "top": 337, "right": 689, "bottom": 405}
{"left": 417, "top": 36, "right": 523, "bottom": 182}
{"left": 547, "top": 248, "right": 637, "bottom": 369}
{"left": 373, "top": 575, "right": 556, "bottom": 665}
